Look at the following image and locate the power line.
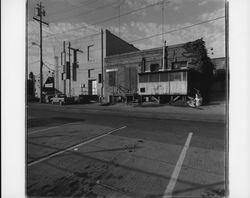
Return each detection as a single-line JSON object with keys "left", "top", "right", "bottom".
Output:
{"left": 130, "top": 16, "right": 225, "bottom": 43}
{"left": 69, "top": 16, "right": 225, "bottom": 50}
{"left": 43, "top": 22, "right": 100, "bottom": 39}
{"left": 48, "top": 0, "right": 99, "bottom": 17}
{"left": 29, "top": 60, "right": 40, "bottom": 65}
{"left": 68, "top": 32, "right": 101, "bottom": 42}
{"left": 50, "top": 0, "right": 116, "bottom": 23}
{"left": 34, "top": 16, "right": 225, "bottom": 62}
{"left": 43, "top": 62, "right": 55, "bottom": 71}
{"left": 44, "top": 0, "right": 165, "bottom": 38}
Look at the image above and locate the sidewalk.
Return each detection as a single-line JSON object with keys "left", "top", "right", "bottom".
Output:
{"left": 65, "top": 101, "right": 227, "bottom": 123}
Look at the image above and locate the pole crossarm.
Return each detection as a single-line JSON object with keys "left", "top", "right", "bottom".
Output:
{"left": 68, "top": 47, "right": 84, "bottom": 53}
{"left": 33, "top": 17, "right": 49, "bottom": 26}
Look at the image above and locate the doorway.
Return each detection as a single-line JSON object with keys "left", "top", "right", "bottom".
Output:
{"left": 88, "top": 80, "right": 97, "bottom": 95}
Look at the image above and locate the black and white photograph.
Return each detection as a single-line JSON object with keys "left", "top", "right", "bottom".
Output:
{"left": 2, "top": 0, "right": 249, "bottom": 198}
{"left": 26, "top": 0, "right": 228, "bottom": 197}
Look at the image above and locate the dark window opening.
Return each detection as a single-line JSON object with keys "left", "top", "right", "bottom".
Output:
{"left": 171, "top": 61, "right": 187, "bottom": 70}
{"left": 149, "top": 73, "right": 159, "bottom": 82}
{"left": 139, "top": 74, "right": 148, "bottom": 83}
{"left": 66, "top": 61, "right": 70, "bottom": 79}
{"left": 150, "top": 63, "right": 159, "bottom": 72}
{"left": 141, "top": 57, "right": 146, "bottom": 72}
{"left": 159, "top": 73, "right": 168, "bottom": 82}
{"left": 108, "top": 71, "right": 117, "bottom": 86}
{"left": 140, "top": 88, "right": 145, "bottom": 93}
{"left": 87, "top": 45, "right": 94, "bottom": 61}
{"left": 88, "top": 69, "right": 94, "bottom": 78}
{"left": 98, "top": 74, "right": 102, "bottom": 83}
{"left": 170, "top": 72, "right": 182, "bottom": 81}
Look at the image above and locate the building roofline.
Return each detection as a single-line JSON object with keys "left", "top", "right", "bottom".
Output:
{"left": 105, "top": 39, "right": 202, "bottom": 59}
{"left": 105, "top": 29, "right": 140, "bottom": 51}
{"left": 211, "top": 57, "right": 226, "bottom": 60}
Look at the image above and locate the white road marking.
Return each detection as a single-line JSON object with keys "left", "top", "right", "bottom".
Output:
{"left": 28, "top": 122, "right": 81, "bottom": 135}
{"left": 163, "top": 132, "right": 193, "bottom": 198}
{"left": 28, "top": 126, "right": 127, "bottom": 167}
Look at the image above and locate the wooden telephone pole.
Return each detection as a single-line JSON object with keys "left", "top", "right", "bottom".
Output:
{"left": 68, "top": 45, "right": 83, "bottom": 96}
{"left": 33, "top": 2, "right": 49, "bottom": 103}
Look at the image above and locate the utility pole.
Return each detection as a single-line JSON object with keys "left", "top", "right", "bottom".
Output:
{"left": 68, "top": 47, "right": 83, "bottom": 61}
{"left": 33, "top": 2, "right": 49, "bottom": 103}
{"left": 101, "top": 29, "right": 104, "bottom": 100}
{"left": 54, "top": 56, "right": 59, "bottom": 95}
{"left": 62, "top": 41, "right": 66, "bottom": 95}
{"left": 68, "top": 42, "right": 71, "bottom": 96}
{"left": 68, "top": 45, "right": 83, "bottom": 95}
{"left": 117, "top": 0, "right": 125, "bottom": 37}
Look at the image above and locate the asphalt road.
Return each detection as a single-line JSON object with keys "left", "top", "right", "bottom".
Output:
{"left": 27, "top": 103, "right": 227, "bottom": 198}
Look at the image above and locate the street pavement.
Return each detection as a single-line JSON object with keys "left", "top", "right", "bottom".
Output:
{"left": 27, "top": 103, "right": 227, "bottom": 198}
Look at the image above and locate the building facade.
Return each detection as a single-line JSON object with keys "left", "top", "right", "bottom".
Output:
{"left": 104, "top": 39, "right": 214, "bottom": 103}
{"left": 55, "top": 29, "right": 139, "bottom": 99}
{"left": 211, "top": 57, "right": 227, "bottom": 94}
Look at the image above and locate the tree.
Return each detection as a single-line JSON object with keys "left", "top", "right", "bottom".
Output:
{"left": 183, "top": 38, "right": 214, "bottom": 104}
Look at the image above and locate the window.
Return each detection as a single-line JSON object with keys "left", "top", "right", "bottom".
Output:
{"left": 170, "top": 72, "right": 182, "bottom": 81}
{"left": 108, "top": 71, "right": 116, "bottom": 86}
{"left": 159, "top": 73, "right": 169, "bottom": 82}
{"left": 171, "top": 61, "right": 187, "bottom": 69}
{"left": 139, "top": 74, "right": 148, "bottom": 83}
{"left": 182, "top": 71, "right": 187, "bottom": 81}
{"left": 140, "top": 88, "right": 145, "bottom": 93}
{"left": 141, "top": 57, "right": 146, "bottom": 72}
{"left": 150, "top": 63, "right": 159, "bottom": 72}
{"left": 149, "top": 73, "right": 159, "bottom": 82}
{"left": 87, "top": 45, "right": 94, "bottom": 61}
{"left": 66, "top": 61, "right": 70, "bottom": 79}
{"left": 98, "top": 74, "right": 102, "bottom": 83}
{"left": 88, "top": 69, "right": 94, "bottom": 78}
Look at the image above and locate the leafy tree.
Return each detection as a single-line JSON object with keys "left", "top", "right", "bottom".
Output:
{"left": 183, "top": 38, "right": 214, "bottom": 104}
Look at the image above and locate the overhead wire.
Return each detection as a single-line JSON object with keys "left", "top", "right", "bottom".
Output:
{"left": 50, "top": 0, "right": 113, "bottom": 22}
{"left": 44, "top": 0, "right": 165, "bottom": 38}
{"left": 48, "top": 0, "right": 99, "bottom": 17}
{"left": 45, "top": 15, "right": 225, "bottom": 63}
{"left": 30, "top": 15, "right": 225, "bottom": 59}
{"left": 130, "top": 16, "right": 225, "bottom": 43}
{"left": 68, "top": 16, "right": 225, "bottom": 50}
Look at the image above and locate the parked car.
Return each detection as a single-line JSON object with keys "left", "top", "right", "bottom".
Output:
{"left": 44, "top": 94, "right": 55, "bottom": 103}
{"left": 50, "top": 94, "right": 74, "bottom": 105}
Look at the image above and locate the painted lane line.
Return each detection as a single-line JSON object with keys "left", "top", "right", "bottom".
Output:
{"left": 163, "top": 132, "right": 193, "bottom": 198}
{"left": 28, "top": 126, "right": 127, "bottom": 167}
{"left": 28, "top": 122, "right": 81, "bottom": 135}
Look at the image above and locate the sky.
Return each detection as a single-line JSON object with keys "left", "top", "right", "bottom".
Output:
{"left": 27, "top": 0, "right": 226, "bottom": 75}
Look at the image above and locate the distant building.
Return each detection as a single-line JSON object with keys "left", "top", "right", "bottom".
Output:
{"left": 104, "top": 39, "right": 214, "bottom": 103}
{"left": 211, "top": 57, "right": 227, "bottom": 94}
{"left": 27, "top": 72, "right": 35, "bottom": 100}
{"left": 212, "top": 57, "right": 226, "bottom": 71}
{"left": 56, "top": 29, "right": 139, "bottom": 99}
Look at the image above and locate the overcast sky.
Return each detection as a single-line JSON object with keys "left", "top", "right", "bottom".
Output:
{"left": 27, "top": 0, "right": 226, "bottom": 75}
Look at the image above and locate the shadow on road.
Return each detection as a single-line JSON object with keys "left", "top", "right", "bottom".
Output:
{"left": 27, "top": 117, "right": 85, "bottom": 128}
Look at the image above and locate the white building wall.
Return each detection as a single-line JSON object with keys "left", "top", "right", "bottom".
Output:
{"left": 57, "top": 32, "right": 104, "bottom": 97}
{"left": 138, "top": 81, "right": 188, "bottom": 95}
